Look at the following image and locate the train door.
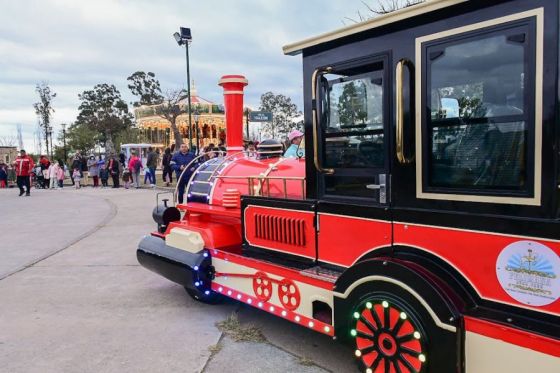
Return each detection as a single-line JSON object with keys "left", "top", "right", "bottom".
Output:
{"left": 313, "top": 55, "right": 393, "bottom": 268}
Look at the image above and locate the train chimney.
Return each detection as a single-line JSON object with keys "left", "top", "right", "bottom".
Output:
{"left": 218, "top": 75, "right": 248, "bottom": 154}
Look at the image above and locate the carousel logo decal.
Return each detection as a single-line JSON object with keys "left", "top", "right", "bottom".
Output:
{"left": 496, "top": 240, "right": 560, "bottom": 307}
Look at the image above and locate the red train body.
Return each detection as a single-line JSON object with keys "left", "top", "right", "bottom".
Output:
{"left": 138, "top": 1, "right": 560, "bottom": 371}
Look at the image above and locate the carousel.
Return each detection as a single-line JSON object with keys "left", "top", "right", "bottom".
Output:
{"left": 134, "top": 83, "right": 227, "bottom": 151}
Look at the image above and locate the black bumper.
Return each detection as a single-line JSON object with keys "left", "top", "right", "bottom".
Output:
{"left": 136, "top": 235, "right": 213, "bottom": 292}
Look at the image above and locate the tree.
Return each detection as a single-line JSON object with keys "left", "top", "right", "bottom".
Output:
{"left": 337, "top": 81, "right": 368, "bottom": 127}
{"left": 65, "top": 122, "right": 98, "bottom": 155}
{"left": 77, "top": 84, "right": 133, "bottom": 155}
{"left": 156, "top": 89, "right": 188, "bottom": 150}
{"left": 0, "top": 136, "right": 17, "bottom": 147}
{"left": 259, "top": 92, "right": 300, "bottom": 139}
{"left": 345, "top": 0, "right": 424, "bottom": 23}
{"left": 127, "top": 71, "right": 164, "bottom": 107}
{"left": 33, "top": 82, "right": 56, "bottom": 157}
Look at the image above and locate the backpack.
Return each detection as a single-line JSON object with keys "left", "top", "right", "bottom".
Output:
{"left": 133, "top": 158, "right": 142, "bottom": 172}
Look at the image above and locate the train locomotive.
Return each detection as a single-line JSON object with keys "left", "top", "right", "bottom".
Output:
{"left": 138, "top": 1, "right": 560, "bottom": 372}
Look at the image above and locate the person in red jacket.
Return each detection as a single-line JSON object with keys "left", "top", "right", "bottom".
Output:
{"left": 13, "top": 149, "right": 34, "bottom": 196}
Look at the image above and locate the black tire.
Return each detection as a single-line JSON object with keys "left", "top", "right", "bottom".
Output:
{"left": 344, "top": 281, "right": 460, "bottom": 373}
{"left": 184, "top": 286, "right": 223, "bottom": 305}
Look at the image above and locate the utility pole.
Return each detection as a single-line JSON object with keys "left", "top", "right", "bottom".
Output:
{"left": 61, "top": 123, "right": 67, "bottom": 162}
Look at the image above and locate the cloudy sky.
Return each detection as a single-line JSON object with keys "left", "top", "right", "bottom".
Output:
{"left": 0, "top": 0, "right": 371, "bottom": 152}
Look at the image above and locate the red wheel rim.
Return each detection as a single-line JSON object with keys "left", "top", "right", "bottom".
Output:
{"left": 252, "top": 271, "right": 273, "bottom": 301}
{"left": 351, "top": 300, "right": 426, "bottom": 373}
{"left": 277, "top": 279, "right": 301, "bottom": 310}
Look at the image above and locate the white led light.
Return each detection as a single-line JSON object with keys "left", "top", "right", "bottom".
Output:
{"left": 308, "top": 321, "right": 314, "bottom": 328}
{"left": 350, "top": 329, "right": 357, "bottom": 337}
{"left": 237, "top": 294, "right": 242, "bottom": 300}
{"left": 382, "top": 301, "right": 389, "bottom": 308}
{"left": 414, "top": 331, "right": 421, "bottom": 339}
{"left": 295, "top": 316, "right": 300, "bottom": 322}
{"left": 247, "top": 299, "right": 252, "bottom": 304}
{"left": 227, "top": 290, "right": 232, "bottom": 296}
{"left": 366, "top": 369, "right": 372, "bottom": 373}
{"left": 193, "top": 266, "right": 199, "bottom": 271}
{"left": 281, "top": 310, "right": 287, "bottom": 317}
{"left": 258, "top": 302, "right": 263, "bottom": 308}
{"left": 419, "top": 354, "right": 426, "bottom": 363}
{"left": 353, "top": 312, "right": 360, "bottom": 319}
{"left": 194, "top": 282, "right": 200, "bottom": 286}
{"left": 366, "top": 302, "right": 372, "bottom": 309}
{"left": 204, "top": 290, "right": 210, "bottom": 295}
{"left": 218, "top": 287, "right": 223, "bottom": 292}
{"left": 355, "top": 350, "right": 362, "bottom": 357}
{"left": 324, "top": 326, "right": 330, "bottom": 333}
{"left": 400, "top": 312, "right": 407, "bottom": 320}
{"left": 269, "top": 306, "right": 275, "bottom": 312}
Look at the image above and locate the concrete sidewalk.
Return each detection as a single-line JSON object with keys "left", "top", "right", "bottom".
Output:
{"left": 0, "top": 187, "right": 354, "bottom": 372}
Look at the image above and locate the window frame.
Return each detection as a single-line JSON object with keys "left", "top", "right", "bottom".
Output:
{"left": 317, "top": 54, "right": 391, "bottom": 201}
{"left": 415, "top": 8, "right": 544, "bottom": 206}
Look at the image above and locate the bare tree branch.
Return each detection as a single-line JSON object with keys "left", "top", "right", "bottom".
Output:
{"left": 0, "top": 136, "right": 17, "bottom": 147}
{"left": 345, "top": 0, "right": 424, "bottom": 22}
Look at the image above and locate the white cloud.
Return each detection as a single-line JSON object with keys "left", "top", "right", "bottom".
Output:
{"left": 0, "top": 0, "right": 366, "bottom": 151}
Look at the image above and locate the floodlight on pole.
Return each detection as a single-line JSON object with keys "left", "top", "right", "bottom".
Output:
{"left": 173, "top": 27, "right": 194, "bottom": 149}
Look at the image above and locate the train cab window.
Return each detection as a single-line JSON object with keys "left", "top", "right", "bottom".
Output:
{"left": 420, "top": 17, "right": 540, "bottom": 202}
{"left": 320, "top": 60, "right": 387, "bottom": 199}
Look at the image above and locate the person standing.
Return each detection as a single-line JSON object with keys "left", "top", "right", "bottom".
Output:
{"left": 108, "top": 154, "right": 120, "bottom": 188}
{"left": 284, "top": 130, "right": 305, "bottom": 158}
{"left": 122, "top": 167, "right": 131, "bottom": 189}
{"left": 81, "top": 154, "right": 89, "bottom": 186}
{"left": 171, "top": 143, "right": 195, "bottom": 203}
{"left": 146, "top": 147, "right": 158, "bottom": 187}
{"left": 99, "top": 164, "right": 109, "bottom": 188}
{"left": 128, "top": 151, "right": 142, "bottom": 189}
{"left": 48, "top": 161, "right": 59, "bottom": 189}
{"left": 70, "top": 152, "right": 82, "bottom": 185}
{"left": 72, "top": 168, "right": 81, "bottom": 189}
{"left": 56, "top": 160, "right": 65, "bottom": 188}
{"left": 0, "top": 162, "right": 7, "bottom": 188}
{"left": 87, "top": 155, "right": 99, "bottom": 187}
{"left": 13, "top": 149, "right": 34, "bottom": 196}
{"left": 161, "top": 148, "right": 173, "bottom": 187}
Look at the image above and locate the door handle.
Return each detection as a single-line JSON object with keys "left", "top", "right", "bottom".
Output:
{"left": 312, "top": 67, "right": 335, "bottom": 175}
{"left": 396, "top": 59, "right": 414, "bottom": 164}
{"left": 366, "top": 174, "right": 387, "bottom": 204}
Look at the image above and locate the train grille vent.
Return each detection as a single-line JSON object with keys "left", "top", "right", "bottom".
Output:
{"left": 254, "top": 214, "right": 306, "bottom": 247}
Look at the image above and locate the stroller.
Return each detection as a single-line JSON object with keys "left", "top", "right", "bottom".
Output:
{"left": 32, "top": 166, "right": 46, "bottom": 189}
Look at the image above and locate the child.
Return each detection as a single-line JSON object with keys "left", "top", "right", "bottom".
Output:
{"left": 122, "top": 167, "right": 131, "bottom": 189}
{"left": 56, "top": 160, "right": 65, "bottom": 188}
{"left": 48, "top": 162, "right": 59, "bottom": 189}
{"left": 0, "top": 164, "right": 7, "bottom": 188}
{"left": 72, "top": 168, "right": 81, "bottom": 189}
{"left": 99, "top": 164, "right": 109, "bottom": 188}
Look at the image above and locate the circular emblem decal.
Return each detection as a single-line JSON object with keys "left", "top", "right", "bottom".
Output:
{"left": 496, "top": 240, "right": 560, "bottom": 306}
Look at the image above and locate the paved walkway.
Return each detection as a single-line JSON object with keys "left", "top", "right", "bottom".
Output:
{"left": 0, "top": 187, "right": 354, "bottom": 372}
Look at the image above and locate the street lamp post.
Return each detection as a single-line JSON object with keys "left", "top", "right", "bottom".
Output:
{"left": 46, "top": 125, "right": 53, "bottom": 159}
{"left": 194, "top": 109, "right": 200, "bottom": 155}
{"left": 61, "top": 123, "right": 67, "bottom": 162}
{"left": 173, "top": 27, "right": 194, "bottom": 150}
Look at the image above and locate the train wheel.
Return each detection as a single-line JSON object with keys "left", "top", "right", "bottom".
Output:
{"left": 184, "top": 286, "right": 223, "bottom": 305}
{"left": 346, "top": 281, "right": 458, "bottom": 373}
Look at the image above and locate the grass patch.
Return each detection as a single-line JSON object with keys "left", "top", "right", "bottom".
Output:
{"left": 208, "top": 343, "right": 222, "bottom": 356}
{"left": 216, "top": 313, "right": 266, "bottom": 343}
{"left": 298, "top": 356, "right": 316, "bottom": 366}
